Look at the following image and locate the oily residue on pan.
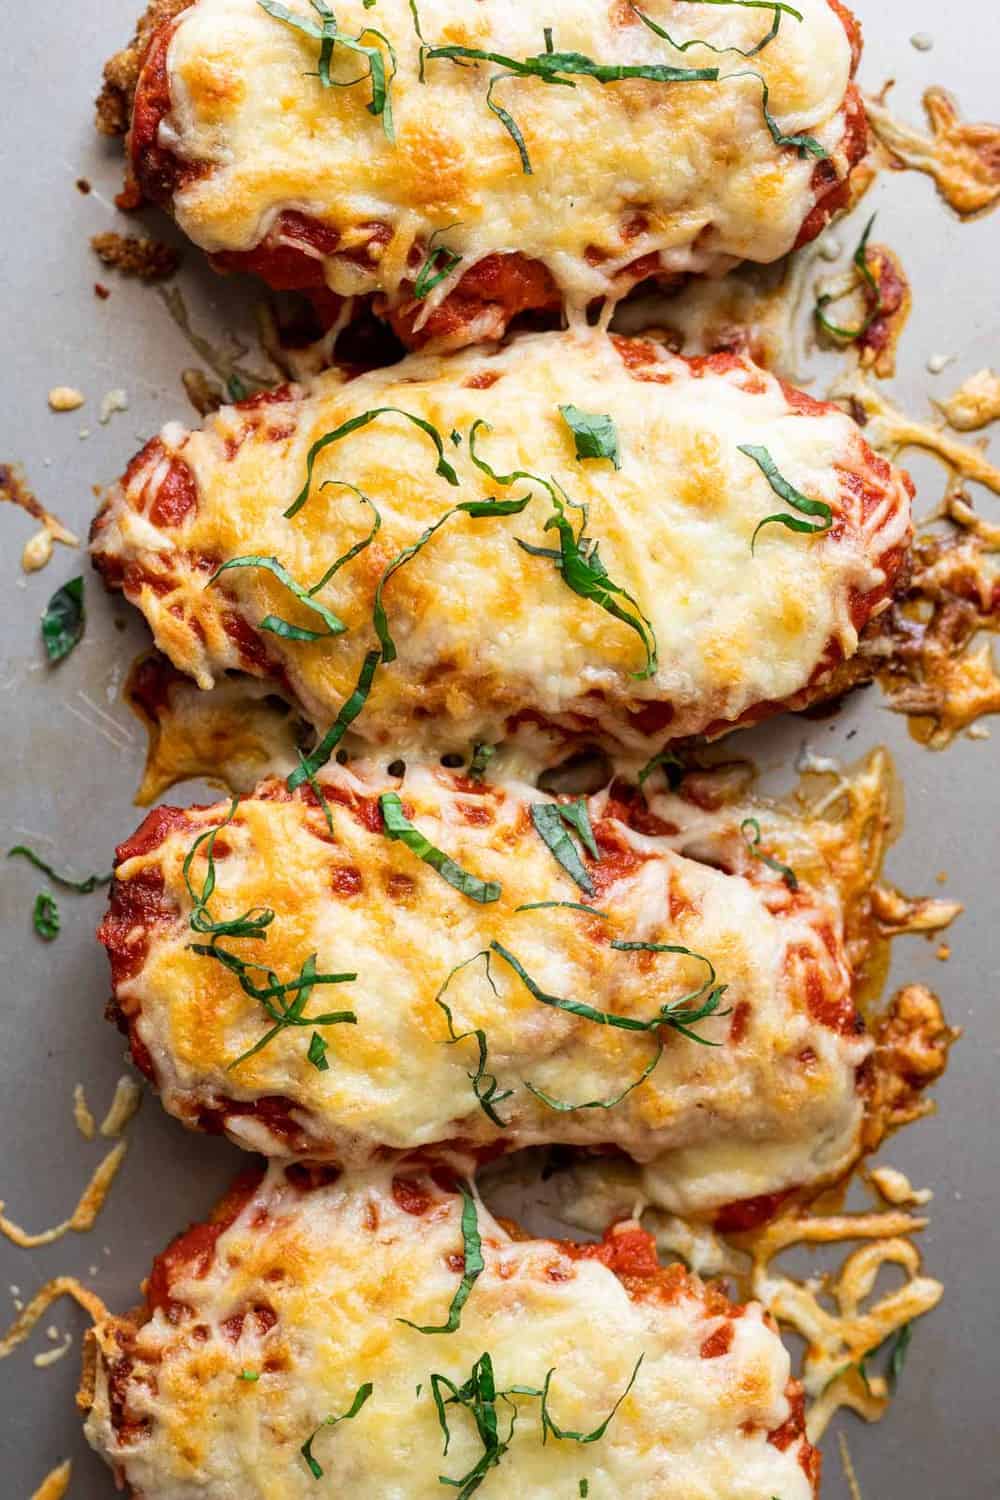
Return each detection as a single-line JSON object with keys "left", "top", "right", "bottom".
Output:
{"left": 0, "top": 463, "right": 79, "bottom": 574}
{"left": 866, "top": 86, "right": 1000, "bottom": 217}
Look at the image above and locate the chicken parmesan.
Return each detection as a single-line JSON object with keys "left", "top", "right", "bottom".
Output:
{"left": 90, "top": 331, "right": 913, "bottom": 760}
{"left": 82, "top": 1161, "right": 820, "bottom": 1498}
{"left": 99, "top": 757, "right": 885, "bottom": 1225}
{"left": 98, "top": 0, "right": 867, "bottom": 350}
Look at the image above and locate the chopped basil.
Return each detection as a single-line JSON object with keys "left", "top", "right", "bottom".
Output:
{"left": 540, "top": 1355, "right": 643, "bottom": 1444}
{"left": 258, "top": 0, "right": 397, "bottom": 141}
{"left": 888, "top": 1322, "right": 912, "bottom": 1390}
{"left": 739, "top": 444, "right": 833, "bottom": 552}
{"left": 7, "top": 845, "right": 111, "bottom": 893}
{"left": 468, "top": 743, "right": 495, "bottom": 781}
{"left": 530, "top": 804, "right": 594, "bottom": 895}
{"left": 296, "top": 752, "right": 336, "bottom": 835}
{"left": 492, "top": 940, "right": 729, "bottom": 1045}
{"left": 530, "top": 802, "right": 598, "bottom": 895}
{"left": 815, "top": 215, "right": 882, "bottom": 342}
{"left": 637, "top": 748, "right": 685, "bottom": 793}
{"left": 435, "top": 951, "right": 513, "bottom": 1126}
{"left": 723, "top": 67, "right": 826, "bottom": 158}
{"left": 300, "top": 1381, "right": 374, "bottom": 1480}
{"left": 307, "top": 1030, "right": 330, "bottom": 1071}
{"left": 380, "top": 792, "right": 501, "bottom": 903}
{"left": 413, "top": 235, "right": 463, "bottom": 299}
{"left": 468, "top": 420, "right": 658, "bottom": 678}
{"left": 238, "top": 1369, "right": 260, "bottom": 1382}
{"left": 431, "top": 1352, "right": 538, "bottom": 1497}
{"left": 182, "top": 798, "right": 275, "bottom": 941}
{"left": 41, "top": 576, "right": 85, "bottom": 664}
{"left": 400, "top": 1182, "right": 484, "bottom": 1334}
{"left": 287, "top": 648, "right": 381, "bottom": 789}
{"left": 424, "top": 38, "right": 717, "bottom": 174}
{"left": 514, "top": 900, "right": 608, "bottom": 917}
{"left": 373, "top": 493, "right": 530, "bottom": 663}
{"left": 284, "top": 407, "right": 458, "bottom": 520}
{"left": 32, "top": 892, "right": 60, "bottom": 941}
{"left": 311, "top": 482, "right": 382, "bottom": 590}
{"left": 209, "top": 555, "right": 347, "bottom": 641}
{"left": 558, "top": 405, "right": 621, "bottom": 469}
{"left": 741, "top": 817, "right": 799, "bottom": 890}
{"left": 524, "top": 1035, "right": 663, "bottom": 1112}
{"left": 632, "top": 1, "right": 803, "bottom": 60}
{"left": 580, "top": 1484, "right": 589, "bottom": 1498}
{"left": 190, "top": 945, "right": 357, "bottom": 1071}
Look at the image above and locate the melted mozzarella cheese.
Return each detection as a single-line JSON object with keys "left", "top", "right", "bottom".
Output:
{"left": 107, "top": 761, "right": 870, "bottom": 1217}
{"left": 84, "top": 1163, "right": 816, "bottom": 1499}
{"left": 160, "top": 0, "right": 853, "bottom": 309}
{"left": 92, "top": 331, "right": 913, "bottom": 757}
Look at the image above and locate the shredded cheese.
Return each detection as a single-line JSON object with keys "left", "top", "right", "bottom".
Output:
{"left": 866, "top": 86, "right": 1000, "bottom": 218}
{"left": 0, "top": 1277, "right": 107, "bottom": 1361}
{"left": 99, "top": 1076, "right": 143, "bottom": 1138}
{"left": 0, "top": 1143, "right": 127, "bottom": 1249}
{"left": 29, "top": 1460, "right": 72, "bottom": 1500}
{"left": 72, "top": 1082, "right": 97, "bottom": 1140}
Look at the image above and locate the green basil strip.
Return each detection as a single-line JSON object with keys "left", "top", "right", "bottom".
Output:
{"left": 888, "top": 1322, "right": 912, "bottom": 1391}
{"left": 182, "top": 798, "right": 275, "bottom": 940}
{"left": 815, "top": 215, "right": 882, "bottom": 342}
{"left": 524, "top": 1035, "right": 663, "bottom": 1112}
{"left": 400, "top": 1182, "right": 484, "bottom": 1333}
{"left": 300, "top": 1381, "right": 374, "bottom": 1480}
{"left": 558, "top": 405, "right": 621, "bottom": 469}
{"left": 468, "top": 421, "right": 657, "bottom": 678}
{"left": 194, "top": 946, "right": 357, "bottom": 1071}
{"left": 42, "top": 576, "right": 85, "bottom": 664}
{"left": 723, "top": 67, "right": 826, "bottom": 157}
{"left": 540, "top": 1355, "right": 644, "bottom": 1444}
{"left": 425, "top": 41, "right": 717, "bottom": 174}
{"left": 739, "top": 443, "right": 833, "bottom": 552}
{"left": 307, "top": 1030, "right": 330, "bottom": 1071}
{"left": 237, "top": 1368, "right": 260, "bottom": 1381}
{"left": 296, "top": 752, "right": 336, "bottom": 836}
{"left": 741, "top": 817, "right": 799, "bottom": 890}
{"left": 287, "top": 648, "right": 381, "bottom": 789}
{"left": 257, "top": 0, "right": 396, "bottom": 140}
{"left": 514, "top": 901, "right": 608, "bottom": 917}
{"left": 558, "top": 798, "right": 599, "bottom": 859}
{"left": 409, "top": 0, "right": 428, "bottom": 80}
{"left": 468, "top": 743, "right": 495, "bottom": 781}
{"left": 380, "top": 792, "right": 501, "bottom": 903}
{"left": 425, "top": 41, "right": 718, "bottom": 86}
{"left": 284, "top": 407, "right": 458, "bottom": 519}
{"left": 209, "top": 555, "right": 347, "bottom": 641}
{"left": 530, "top": 803, "right": 596, "bottom": 896}
{"left": 610, "top": 940, "right": 731, "bottom": 1043}
{"left": 373, "top": 494, "right": 530, "bottom": 663}
{"left": 7, "top": 845, "right": 111, "bottom": 894}
{"left": 435, "top": 951, "right": 513, "bottom": 1126}
{"left": 492, "top": 940, "right": 729, "bottom": 1044}
{"left": 431, "top": 1352, "right": 536, "bottom": 1495}
{"left": 32, "top": 892, "right": 60, "bottom": 941}
{"left": 637, "top": 748, "right": 685, "bottom": 793}
{"left": 414, "top": 240, "right": 464, "bottom": 299}
{"left": 580, "top": 1484, "right": 589, "bottom": 1498}
{"left": 310, "top": 482, "right": 382, "bottom": 592}
{"left": 534, "top": 485, "right": 657, "bottom": 679}
{"left": 637, "top": 0, "right": 803, "bottom": 59}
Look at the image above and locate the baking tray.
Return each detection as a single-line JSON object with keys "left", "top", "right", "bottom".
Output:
{"left": 1, "top": 3, "right": 997, "bottom": 1494}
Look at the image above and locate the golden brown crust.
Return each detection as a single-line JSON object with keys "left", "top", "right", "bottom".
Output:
{"left": 96, "top": 0, "right": 189, "bottom": 136}
{"left": 862, "top": 983, "right": 960, "bottom": 1149}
